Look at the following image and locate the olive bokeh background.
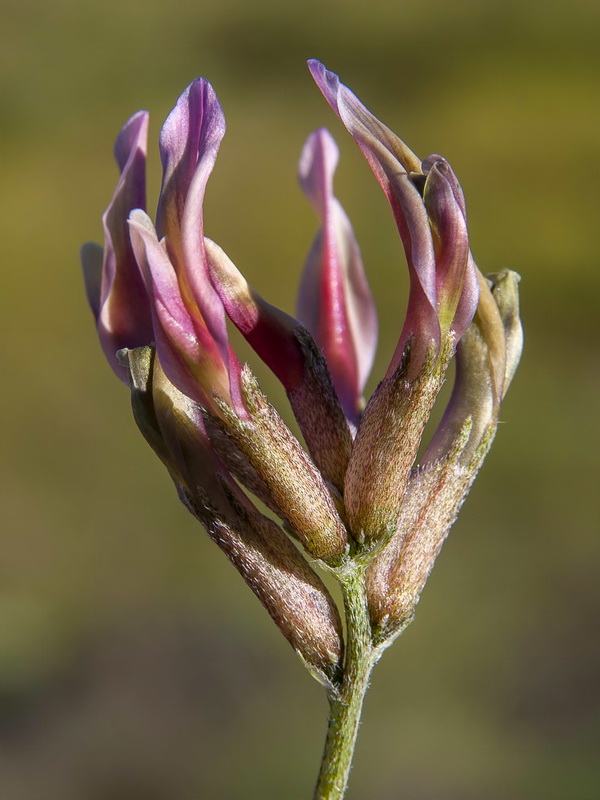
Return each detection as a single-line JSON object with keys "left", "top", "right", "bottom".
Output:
{"left": 2, "top": 1, "right": 599, "bottom": 798}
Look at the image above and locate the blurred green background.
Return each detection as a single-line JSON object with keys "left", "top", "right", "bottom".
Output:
{"left": 1, "top": 0, "right": 599, "bottom": 798}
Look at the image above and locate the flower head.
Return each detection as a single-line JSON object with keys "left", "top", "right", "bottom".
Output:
{"left": 82, "top": 62, "right": 521, "bottom": 671}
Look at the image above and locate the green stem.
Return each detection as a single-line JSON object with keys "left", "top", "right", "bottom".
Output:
{"left": 313, "top": 564, "right": 375, "bottom": 800}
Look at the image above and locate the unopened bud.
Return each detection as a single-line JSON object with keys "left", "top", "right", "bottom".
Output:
{"left": 488, "top": 270, "right": 523, "bottom": 396}
{"left": 186, "top": 487, "right": 344, "bottom": 688}
{"left": 122, "top": 347, "right": 344, "bottom": 684}
{"left": 368, "top": 268, "right": 523, "bottom": 642}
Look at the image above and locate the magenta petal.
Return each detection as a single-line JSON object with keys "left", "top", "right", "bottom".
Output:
{"left": 383, "top": 170, "right": 440, "bottom": 377}
{"left": 157, "top": 78, "right": 225, "bottom": 245}
{"left": 95, "top": 111, "right": 153, "bottom": 380}
{"left": 297, "top": 128, "right": 377, "bottom": 422}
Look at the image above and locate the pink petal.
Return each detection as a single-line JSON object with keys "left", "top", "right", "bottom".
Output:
{"left": 297, "top": 128, "right": 378, "bottom": 423}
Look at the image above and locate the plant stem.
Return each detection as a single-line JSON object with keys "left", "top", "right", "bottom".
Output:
{"left": 313, "top": 564, "right": 375, "bottom": 800}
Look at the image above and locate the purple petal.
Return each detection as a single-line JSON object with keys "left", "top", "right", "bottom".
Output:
{"left": 307, "top": 60, "right": 422, "bottom": 186}
{"left": 384, "top": 171, "right": 440, "bottom": 378}
{"left": 156, "top": 78, "right": 231, "bottom": 379}
{"left": 92, "top": 111, "right": 153, "bottom": 380}
{"left": 308, "top": 60, "right": 440, "bottom": 378}
{"left": 128, "top": 210, "right": 237, "bottom": 413}
{"left": 423, "top": 158, "right": 474, "bottom": 338}
{"left": 297, "top": 128, "right": 378, "bottom": 423}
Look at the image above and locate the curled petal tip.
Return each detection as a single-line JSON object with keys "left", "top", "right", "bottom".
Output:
{"left": 114, "top": 110, "right": 150, "bottom": 172}
{"left": 308, "top": 60, "right": 422, "bottom": 176}
{"left": 158, "top": 78, "right": 226, "bottom": 240}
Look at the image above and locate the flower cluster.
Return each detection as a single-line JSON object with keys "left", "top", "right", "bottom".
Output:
{"left": 82, "top": 61, "right": 522, "bottom": 686}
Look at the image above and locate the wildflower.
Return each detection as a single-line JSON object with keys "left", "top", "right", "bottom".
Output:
{"left": 81, "top": 60, "right": 522, "bottom": 731}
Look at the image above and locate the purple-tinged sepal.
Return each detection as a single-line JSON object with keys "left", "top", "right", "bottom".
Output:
{"left": 191, "top": 492, "right": 344, "bottom": 689}
{"left": 120, "top": 344, "right": 231, "bottom": 507}
{"left": 297, "top": 128, "right": 378, "bottom": 426}
{"left": 81, "top": 111, "right": 154, "bottom": 381}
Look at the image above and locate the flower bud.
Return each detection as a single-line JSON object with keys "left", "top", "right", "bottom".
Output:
{"left": 186, "top": 489, "right": 344, "bottom": 688}
{"left": 422, "top": 268, "right": 523, "bottom": 466}
{"left": 367, "top": 269, "right": 523, "bottom": 641}
{"left": 488, "top": 270, "right": 523, "bottom": 396}
{"left": 366, "top": 425, "right": 473, "bottom": 642}
{"left": 121, "top": 346, "right": 344, "bottom": 685}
